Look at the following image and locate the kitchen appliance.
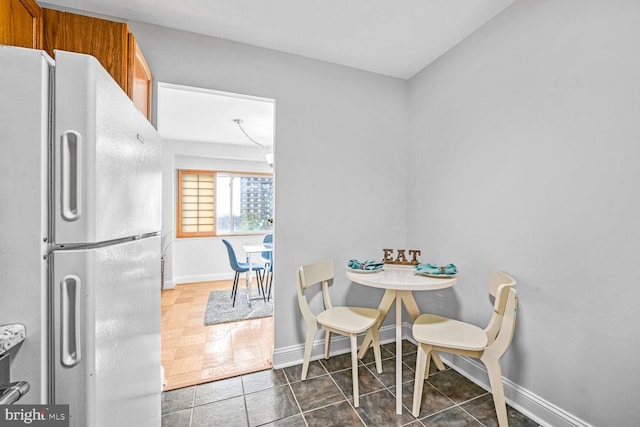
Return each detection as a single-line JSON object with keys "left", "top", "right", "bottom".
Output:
{"left": 0, "top": 45, "right": 162, "bottom": 426}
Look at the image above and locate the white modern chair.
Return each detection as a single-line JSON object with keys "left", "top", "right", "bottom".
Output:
{"left": 411, "top": 271, "right": 517, "bottom": 426}
{"left": 296, "top": 259, "right": 383, "bottom": 407}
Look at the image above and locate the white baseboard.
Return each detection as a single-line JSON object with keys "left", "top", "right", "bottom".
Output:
{"left": 273, "top": 324, "right": 398, "bottom": 369}
{"left": 173, "top": 272, "right": 235, "bottom": 285}
{"left": 162, "top": 273, "right": 236, "bottom": 290}
{"left": 161, "top": 280, "right": 175, "bottom": 290}
{"left": 274, "top": 321, "right": 591, "bottom": 427}
{"left": 162, "top": 273, "right": 234, "bottom": 290}
{"left": 438, "top": 353, "right": 592, "bottom": 427}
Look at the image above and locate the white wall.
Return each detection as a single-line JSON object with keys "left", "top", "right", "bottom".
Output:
{"left": 407, "top": 1, "right": 640, "bottom": 425}
{"left": 129, "top": 23, "right": 409, "bottom": 353}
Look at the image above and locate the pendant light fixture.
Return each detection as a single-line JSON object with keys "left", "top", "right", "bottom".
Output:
{"left": 233, "top": 118, "right": 273, "bottom": 166}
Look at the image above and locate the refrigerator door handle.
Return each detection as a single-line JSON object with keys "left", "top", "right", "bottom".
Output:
{"left": 60, "top": 275, "right": 82, "bottom": 367}
{"left": 0, "top": 381, "right": 30, "bottom": 405}
{"left": 61, "top": 130, "right": 82, "bottom": 222}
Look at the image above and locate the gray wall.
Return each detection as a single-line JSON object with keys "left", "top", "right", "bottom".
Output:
{"left": 128, "top": 22, "right": 409, "bottom": 353}
{"left": 131, "top": 1, "right": 640, "bottom": 422}
{"left": 407, "top": 1, "right": 640, "bottom": 425}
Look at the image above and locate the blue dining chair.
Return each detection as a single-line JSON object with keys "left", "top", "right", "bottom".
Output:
{"left": 261, "top": 234, "right": 273, "bottom": 301}
{"left": 261, "top": 234, "right": 273, "bottom": 265}
{"left": 221, "top": 239, "right": 265, "bottom": 306}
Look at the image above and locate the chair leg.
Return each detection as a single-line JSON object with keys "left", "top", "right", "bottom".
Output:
{"left": 261, "top": 271, "right": 267, "bottom": 301}
{"left": 350, "top": 334, "right": 360, "bottom": 407}
{"left": 266, "top": 269, "right": 273, "bottom": 301}
{"left": 263, "top": 262, "right": 270, "bottom": 296}
{"left": 370, "top": 326, "right": 383, "bottom": 374}
{"left": 231, "top": 272, "right": 240, "bottom": 307}
{"left": 424, "top": 349, "right": 432, "bottom": 380}
{"left": 256, "top": 270, "right": 266, "bottom": 302}
{"left": 412, "top": 344, "right": 432, "bottom": 417}
{"left": 324, "top": 331, "right": 331, "bottom": 359}
{"left": 483, "top": 357, "right": 508, "bottom": 427}
{"left": 301, "top": 325, "right": 317, "bottom": 380}
{"left": 431, "top": 352, "right": 446, "bottom": 371}
{"left": 231, "top": 271, "right": 237, "bottom": 299}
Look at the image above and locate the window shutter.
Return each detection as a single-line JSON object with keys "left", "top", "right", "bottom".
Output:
{"left": 177, "top": 170, "right": 215, "bottom": 237}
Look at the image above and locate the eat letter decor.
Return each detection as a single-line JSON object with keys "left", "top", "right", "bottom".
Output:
{"left": 383, "top": 248, "right": 421, "bottom": 265}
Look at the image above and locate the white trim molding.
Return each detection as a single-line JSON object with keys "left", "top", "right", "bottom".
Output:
{"left": 440, "top": 354, "right": 593, "bottom": 427}
{"left": 273, "top": 324, "right": 398, "bottom": 370}
{"left": 273, "top": 321, "right": 592, "bottom": 427}
{"left": 162, "top": 279, "right": 176, "bottom": 290}
{"left": 173, "top": 272, "right": 235, "bottom": 285}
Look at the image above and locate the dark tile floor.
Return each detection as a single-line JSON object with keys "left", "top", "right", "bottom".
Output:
{"left": 161, "top": 340, "right": 540, "bottom": 427}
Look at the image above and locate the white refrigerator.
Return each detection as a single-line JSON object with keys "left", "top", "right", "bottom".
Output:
{"left": 0, "top": 45, "right": 162, "bottom": 426}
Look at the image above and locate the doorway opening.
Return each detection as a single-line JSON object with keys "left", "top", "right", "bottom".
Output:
{"left": 156, "top": 83, "right": 276, "bottom": 390}
{"left": 160, "top": 280, "right": 273, "bottom": 390}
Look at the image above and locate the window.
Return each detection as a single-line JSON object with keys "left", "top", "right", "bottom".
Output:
{"left": 177, "top": 170, "right": 215, "bottom": 237}
{"left": 177, "top": 169, "right": 273, "bottom": 238}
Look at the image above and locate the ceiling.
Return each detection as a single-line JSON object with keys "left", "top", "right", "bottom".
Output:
{"left": 157, "top": 84, "right": 275, "bottom": 146}
{"left": 41, "top": 0, "right": 516, "bottom": 79}
{"left": 40, "top": 0, "right": 517, "bottom": 146}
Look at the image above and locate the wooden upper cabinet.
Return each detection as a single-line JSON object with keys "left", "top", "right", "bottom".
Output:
{"left": 0, "top": 0, "right": 43, "bottom": 49}
{"left": 42, "top": 8, "right": 152, "bottom": 120}
{"left": 128, "top": 34, "right": 152, "bottom": 120}
{"left": 43, "top": 9, "right": 128, "bottom": 89}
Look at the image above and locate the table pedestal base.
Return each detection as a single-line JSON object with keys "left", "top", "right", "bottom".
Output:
{"left": 358, "top": 289, "right": 445, "bottom": 414}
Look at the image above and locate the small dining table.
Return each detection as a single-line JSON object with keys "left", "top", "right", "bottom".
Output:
{"left": 346, "top": 266, "right": 457, "bottom": 414}
{"left": 241, "top": 243, "right": 273, "bottom": 307}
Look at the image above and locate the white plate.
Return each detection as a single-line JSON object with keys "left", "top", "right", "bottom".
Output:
{"left": 347, "top": 267, "right": 383, "bottom": 274}
{"left": 415, "top": 271, "right": 457, "bottom": 278}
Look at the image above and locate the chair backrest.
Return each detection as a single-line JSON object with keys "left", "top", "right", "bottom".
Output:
{"left": 222, "top": 239, "right": 242, "bottom": 271}
{"left": 484, "top": 271, "right": 516, "bottom": 347}
{"left": 262, "top": 234, "right": 273, "bottom": 262}
{"left": 484, "top": 283, "right": 518, "bottom": 355}
{"left": 488, "top": 270, "right": 516, "bottom": 299}
{"left": 296, "top": 259, "right": 334, "bottom": 325}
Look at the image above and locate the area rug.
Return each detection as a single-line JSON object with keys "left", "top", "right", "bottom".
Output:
{"left": 203, "top": 290, "right": 273, "bottom": 326}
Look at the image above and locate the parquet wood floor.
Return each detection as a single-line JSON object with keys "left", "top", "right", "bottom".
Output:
{"left": 161, "top": 279, "right": 273, "bottom": 391}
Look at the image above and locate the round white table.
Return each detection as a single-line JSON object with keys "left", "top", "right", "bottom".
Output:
{"left": 346, "top": 267, "right": 457, "bottom": 414}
